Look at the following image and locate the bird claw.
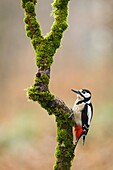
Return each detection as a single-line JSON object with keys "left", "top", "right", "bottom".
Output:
{"left": 68, "top": 109, "right": 74, "bottom": 118}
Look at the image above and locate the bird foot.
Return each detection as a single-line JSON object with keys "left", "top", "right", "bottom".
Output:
{"left": 68, "top": 109, "right": 74, "bottom": 118}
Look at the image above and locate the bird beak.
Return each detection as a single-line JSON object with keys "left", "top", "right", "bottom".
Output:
{"left": 71, "top": 89, "right": 80, "bottom": 94}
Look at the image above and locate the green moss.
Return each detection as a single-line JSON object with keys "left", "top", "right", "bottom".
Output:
{"left": 35, "top": 74, "right": 49, "bottom": 85}
{"left": 53, "top": 0, "right": 69, "bottom": 9}
{"left": 27, "top": 86, "right": 55, "bottom": 114}
{"left": 25, "top": 2, "right": 35, "bottom": 13}
{"left": 22, "top": 0, "right": 37, "bottom": 8}
{"left": 27, "top": 86, "right": 38, "bottom": 101}
{"left": 22, "top": 1, "right": 43, "bottom": 50}
{"left": 41, "top": 74, "right": 49, "bottom": 84}
{"left": 36, "top": 40, "right": 55, "bottom": 68}
{"left": 26, "top": 30, "right": 33, "bottom": 38}
{"left": 31, "top": 37, "right": 42, "bottom": 50}
{"left": 57, "top": 128, "right": 67, "bottom": 143}
{"left": 54, "top": 141, "right": 74, "bottom": 170}
{"left": 29, "top": 16, "right": 42, "bottom": 35}
{"left": 38, "top": 91, "right": 54, "bottom": 103}
{"left": 24, "top": 15, "right": 43, "bottom": 41}
{"left": 36, "top": 56, "right": 53, "bottom": 68}
{"left": 54, "top": 112, "right": 74, "bottom": 169}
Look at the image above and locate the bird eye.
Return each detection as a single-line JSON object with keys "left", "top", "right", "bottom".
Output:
{"left": 82, "top": 91, "right": 86, "bottom": 94}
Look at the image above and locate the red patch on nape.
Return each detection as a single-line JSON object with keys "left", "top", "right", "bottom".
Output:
{"left": 74, "top": 125, "right": 83, "bottom": 139}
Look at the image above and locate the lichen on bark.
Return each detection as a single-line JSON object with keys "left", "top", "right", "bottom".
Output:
{"left": 21, "top": 0, "right": 75, "bottom": 169}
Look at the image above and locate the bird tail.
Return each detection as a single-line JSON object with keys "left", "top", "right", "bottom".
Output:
{"left": 82, "top": 135, "right": 86, "bottom": 145}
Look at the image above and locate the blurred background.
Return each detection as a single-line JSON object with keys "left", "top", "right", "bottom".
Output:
{"left": 0, "top": 0, "right": 113, "bottom": 169}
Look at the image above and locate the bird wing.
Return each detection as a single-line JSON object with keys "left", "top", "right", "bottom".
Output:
{"left": 81, "top": 102, "right": 93, "bottom": 144}
{"left": 81, "top": 104, "right": 89, "bottom": 134}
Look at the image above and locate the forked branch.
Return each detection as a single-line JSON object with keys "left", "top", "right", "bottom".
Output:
{"left": 21, "top": 0, "right": 75, "bottom": 169}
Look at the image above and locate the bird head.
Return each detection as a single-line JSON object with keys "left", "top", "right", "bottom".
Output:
{"left": 72, "top": 89, "right": 91, "bottom": 101}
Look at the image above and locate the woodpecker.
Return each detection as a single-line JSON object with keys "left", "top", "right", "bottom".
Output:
{"left": 70, "top": 89, "right": 93, "bottom": 148}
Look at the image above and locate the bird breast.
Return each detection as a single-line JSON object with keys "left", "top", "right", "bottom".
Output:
{"left": 72, "top": 102, "right": 85, "bottom": 126}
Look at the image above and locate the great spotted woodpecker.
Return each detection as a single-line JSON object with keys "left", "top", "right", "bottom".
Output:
{"left": 69, "top": 89, "right": 93, "bottom": 148}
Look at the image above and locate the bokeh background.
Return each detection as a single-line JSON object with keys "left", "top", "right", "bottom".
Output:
{"left": 0, "top": 0, "right": 113, "bottom": 169}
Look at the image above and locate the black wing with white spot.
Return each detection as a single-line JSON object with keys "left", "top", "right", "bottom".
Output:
{"left": 81, "top": 103, "right": 93, "bottom": 144}
{"left": 81, "top": 104, "right": 89, "bottom": 135}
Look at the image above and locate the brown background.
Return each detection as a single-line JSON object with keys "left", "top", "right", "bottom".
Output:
{"left": 0, "top": 0, "right": 113, "bottom": 169}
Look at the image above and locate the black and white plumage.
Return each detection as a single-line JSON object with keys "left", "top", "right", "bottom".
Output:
{"left": 81, "top": 101, "right": 93, "bottom": 144}
{"left": 70, "top": 89, "right": 93, "bottom": 147}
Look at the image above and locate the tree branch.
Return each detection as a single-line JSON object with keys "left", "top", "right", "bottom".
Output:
{"left": 21, "top": 0, "right": 75, "bottom": 169}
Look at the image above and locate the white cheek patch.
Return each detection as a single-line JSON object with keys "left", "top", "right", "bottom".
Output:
{"left": 84, "top": 93, "right": 91, "bottom": 98}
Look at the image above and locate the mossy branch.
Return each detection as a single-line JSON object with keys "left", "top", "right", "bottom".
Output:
{"left": 21, "top": 0, "right": 75, "bottom": 169}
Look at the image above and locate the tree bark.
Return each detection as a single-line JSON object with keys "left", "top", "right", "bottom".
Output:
{"left": 21, "top": 0, "right": 75, "bottom": 169}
